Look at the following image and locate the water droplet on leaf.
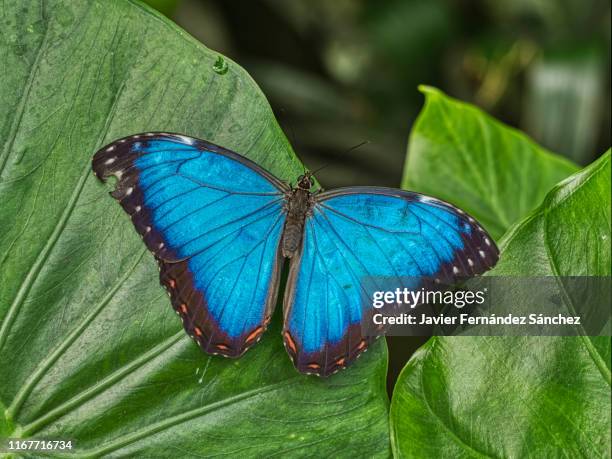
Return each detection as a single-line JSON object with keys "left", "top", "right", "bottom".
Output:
{"left": 212, "top": 56, "right": 228, "bottom": 75}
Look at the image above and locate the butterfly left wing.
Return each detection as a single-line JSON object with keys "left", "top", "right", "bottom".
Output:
{"left": 282, "top": 187, "right": 499, "bottom": 376}
{"left": 93, "top": 133, "right": 288, "bottom": 358}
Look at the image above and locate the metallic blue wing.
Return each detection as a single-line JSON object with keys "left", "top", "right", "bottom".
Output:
{"left": 93, "top": 133, "right": 288, "bottom": 357}
{"left": 283, "top": 187, "right": 498, "bottom": 376}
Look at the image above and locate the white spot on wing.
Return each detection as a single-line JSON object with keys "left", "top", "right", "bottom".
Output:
{"left": 467, "top": 258, "right": 474, "bottom": 267}
{"left": 177, "top": 135, "right": 194, "bottom": 145}
{"left": 417, "top": 195, "right": 439, "bottom": 204}
{"left": 135, "top": 205, "right": 141, "bottom": 212}
{"left": 126, "top": 187, "right": 133, "bottom": 196}
{"left": 106, "top": 145, "right": 115, "bottom": 152}
{"left": 485, "top": 237, "right": 491, "bottom": 246}
{"left": 453, "top": 266, "right": 460, "bottom": 274}
{"left": 479, "top": 250, "right": 486, "bottom": 259}
{"left": 104, "top": 157, "right": 116, "bottom": 165}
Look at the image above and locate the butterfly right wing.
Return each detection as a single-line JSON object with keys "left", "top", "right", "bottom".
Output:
{"left": 283, "top": 187, "right": 499, "bottom": 376}
{"left": 93, "top": 133, "right": 288, "bottom": 357}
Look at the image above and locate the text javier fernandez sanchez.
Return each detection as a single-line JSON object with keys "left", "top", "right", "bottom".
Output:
{"left": 371, "top": 313, "right": 582, "bottom": 326}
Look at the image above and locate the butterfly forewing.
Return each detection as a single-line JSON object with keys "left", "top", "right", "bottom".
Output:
{"left": 93, "top": 133, "right": 288, "bottom": 358}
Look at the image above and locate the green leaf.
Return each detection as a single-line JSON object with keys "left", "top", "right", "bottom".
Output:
{"left": 402, "top": 86, "right": 579, "bottom": 240}
{"left": 390, "top": 151, "right": 611, "bottom": 458}
{"left": 0, "top": 1, "right": 390, "bottom": 456}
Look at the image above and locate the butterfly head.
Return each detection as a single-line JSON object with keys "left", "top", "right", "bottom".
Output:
{"left": 296, "top": 172, "right": 315, "bottom": 190}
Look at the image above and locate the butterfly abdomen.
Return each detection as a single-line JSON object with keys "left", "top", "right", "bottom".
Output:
{"left": 282, "top": 221, "right": 304, "bottom": 258}
{"left": 282, "top": 188, "right": 311, "bottom": 258}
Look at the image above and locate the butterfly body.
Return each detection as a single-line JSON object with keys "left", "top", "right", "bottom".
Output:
{"left": 282, "top": 174, "right": 315, "bottom": 258}
{"left": 93, "top": 133, "right": 499, "bottom": 376}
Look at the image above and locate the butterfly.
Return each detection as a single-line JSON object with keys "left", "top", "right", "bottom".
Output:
{"left": 92, "top": 132, "right": 499, "bottom": 376}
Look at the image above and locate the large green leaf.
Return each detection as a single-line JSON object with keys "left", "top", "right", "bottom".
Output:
{"left": 0, "top": 1, "right": 390, "bottom": 456}
{"left": 402, "top": 86, "right": 579, "bottom": 240}
{"left": 390, "top": 151, "right": 611, "bottom": 458}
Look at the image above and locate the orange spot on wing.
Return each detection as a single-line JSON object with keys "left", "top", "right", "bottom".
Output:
{"left": 180, "top": 303, "right": 188, "bottom": 314}
{"left": 284, "top": 331, "right": 297, "bottom": 354}
{"left": 168, "top": 279, "right": 176, "bottom": 289}
{"left": 245, "top": 326, "right": 263, "bottom": 343}
{"left": 357, "top": 340, "right": 367, "bottom": 351}
{"left": 307, "top": 363, "right": 321, "bottom": 370}
{"left": 335, "top": 357, "right": 346, "bottom": 367}
{"left": 216, "top": 343, "right": 230, "bottom": 351}
{"left": 193, "top": 327, "right": 202, "bottom": 336}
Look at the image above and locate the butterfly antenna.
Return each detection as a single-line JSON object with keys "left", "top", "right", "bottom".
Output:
{"left": 279, "top": 107, "right": 299, "bottom": 149}
{"left": 310, "top": 163, "right": 330, "bottom": 175}
{"left": 309, "top": 140, "right": 370, "bottom": 176}
{"left": 278, "top": 107, "right": 305, "bottom": 176}
{"left": 341, "top": 140, "right": 370, "bottom": 156}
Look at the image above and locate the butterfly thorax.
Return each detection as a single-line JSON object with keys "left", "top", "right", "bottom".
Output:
{"left": 282, "top": 176, "right": 314, "bottom": 258}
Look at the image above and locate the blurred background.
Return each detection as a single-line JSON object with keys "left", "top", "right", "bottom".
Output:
{"left": 145, "top": 0, "right": 611, "bottom": 390}
{"left": 146, "top": 0, "right": 611, "bottom": 188}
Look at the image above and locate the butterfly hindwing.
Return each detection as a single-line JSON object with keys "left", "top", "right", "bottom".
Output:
{"left": 283, "top": 187, "right": 499, "bottom": 376}
{"left": 93, "top": 133, "right": 288, "bottom": 357}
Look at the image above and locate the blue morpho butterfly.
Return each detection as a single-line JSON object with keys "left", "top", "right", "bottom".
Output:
{"left": 92, "top": 133, "right": 499, "bottom": 376}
